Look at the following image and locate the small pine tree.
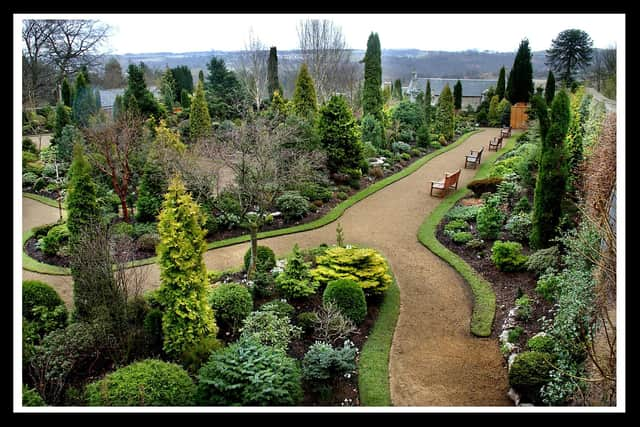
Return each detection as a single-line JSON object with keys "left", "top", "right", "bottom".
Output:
{"left": 318, "top": 95, "right": 364, "bottom": 175}
{"left": 157, "top": 176, "right": 217, "bottom": 358}
{"left": 488, "top": 95, "right": 500, "bottom": 126}
{"left": 267, "top": 47, "right": 280, "bottom": 100}
{"left": 123, "top": 63, "right": 161, "bottom": 119}
{"left": 545, "top": 70, "right": 556, "bottom": 105}
{"left": 508, "top": 38, "right": 534, "bottom": 103}
{"left": 424, "top": 80, "right": 432, "bottom": 126}
{"left": 180, "top": 89, "right": 191, "bottom": 109}
{"left": 434, "top": 84, "right": 455, "bottom": 141}
{"left": 292, "top": 63, "right": 317, "bottom": 119}
{"left": 61, "top": 77, "right": 72, "bottom": 107}
{"left": 54, "top": 102, "right": 72, "bottom": 139}
{"left": 496, "top": 66, "right": 506, "bottom": 100}
{"left": 160, "top": 68, "right": 178, "bottom": 109}
{"left": 66, "top": 143, "right": 100, "bottom": 246}
{"left": 189, "top": 79, "right": 211, "bottom": 140}
{"left": 530, "top": 91, "right": 570, "bottom": 249}
{"left": 453, "top": 80, "right": 463, "bottom": 110}
{"left": 362, "top": 32, "right": 383, "bottom": 122}
{"left": 275, "top": 244, "right": 318, "bottom": 299}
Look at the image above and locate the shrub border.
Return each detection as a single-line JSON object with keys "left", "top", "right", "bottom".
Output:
{"left": 417, "top": 134, "right": 518, "bottom": 337}
{"left": 22, "top": 131, "right": 480, "bottom": 275}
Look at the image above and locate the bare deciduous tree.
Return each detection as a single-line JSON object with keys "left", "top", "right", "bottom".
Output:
{"left": 297, "top": 19, "right": 354, "bottom": 104}
{"left": 216, "top": 115, "right": 325, "bottom": 275}
{"left": 84, "top": 112, "right": 144, "bottom": 223}
{"left": 239, "top": 29, "right": 269, "bottom": 112}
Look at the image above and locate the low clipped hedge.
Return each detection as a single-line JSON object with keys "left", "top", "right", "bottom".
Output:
{"left": 86, "top": 359, "right": 196, "bottom": 406}
{"left": 323, "top": 279, "right": 367, "bottom": 324}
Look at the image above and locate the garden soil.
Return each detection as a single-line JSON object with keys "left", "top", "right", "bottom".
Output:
{"left": 22, "top": 128, "right": 512, "bottom": 406}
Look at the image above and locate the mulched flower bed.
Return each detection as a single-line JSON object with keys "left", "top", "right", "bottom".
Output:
{"left": 435, "top": 196, "right": 555, "bottom": 349}
{"left": 215, "top": 266, "right": 384, "bottom": 407}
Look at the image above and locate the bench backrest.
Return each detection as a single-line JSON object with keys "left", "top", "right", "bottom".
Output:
{"left": 444, "top": 169, "right": 461, "bottom": 187}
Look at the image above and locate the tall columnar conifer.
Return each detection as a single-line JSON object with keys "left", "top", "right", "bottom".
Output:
{"left": 530, "top": 91, "right": 571, "bottom": 249}
{"left": 453, "top": 80, "right": 463, "bottom": 110}
{"left": 545, "top": 70, "right": 556, "bottom": 105}
{"left": 362, "top": 33, "right": 383, "bottom": 122}
{"left": 61, "top": 77, "right": 72, "bottom": 107}
{"left": 434, "top": 84, "right": 455, "bottom": 141}
{"left": 66, "top": 143, "right": 100, "bottom": 246}
{"left": 189, "top": 79, "right": 211, "bottom": 140}
{"left": 424, "top": 80, "right": 432, "bottom": 126}
{"left": 292, "top": 63, "right": 317, "bottom": 119}
{"left": 267, "top": 47, "right": 281, "bottom": 99}
{"left": 507, "top": 39, "right": 534, "bottom": 103}
{"left": 157, "top": 176, "right": 218, "bottom": 358}
{"left": 496, "top": 66, "right": 506, "bottom": 100}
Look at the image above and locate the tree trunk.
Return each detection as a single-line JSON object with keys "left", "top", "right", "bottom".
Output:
{"left": 119, "top": 193, "right": 130, "bottom": 223}
{"left": 247, "top": 223, "right": 259, "bottom": 278}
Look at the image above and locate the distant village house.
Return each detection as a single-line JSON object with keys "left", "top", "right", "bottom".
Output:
{"left": 405, "top": 72, "right": 497, "bottom": 109}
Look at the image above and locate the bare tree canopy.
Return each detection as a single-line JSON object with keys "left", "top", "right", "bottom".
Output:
{"left": 22, "top": 19, "right": 111, "bottom": 106}
{"left": 296, "top": 19, "right": 357, "bottom": 104}
{"left": 238, "top": 30, "right": 269, "bottom": 111}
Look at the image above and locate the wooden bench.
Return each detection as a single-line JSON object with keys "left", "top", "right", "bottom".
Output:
{"left": 464, "top": 146, "right": 484, "bottom": 169}
{"left": 500, "top": 126, "right": 512, "bottom": 138}
{"left": 430, "top": 169, "right": 461, "bottom": 197}
{"left": 488, "top": 136, "right": 503, "bottom": 151}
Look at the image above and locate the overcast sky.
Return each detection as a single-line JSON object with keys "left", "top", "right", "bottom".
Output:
{"left": 18, "top": 13, "right": 624, "bottom": 55}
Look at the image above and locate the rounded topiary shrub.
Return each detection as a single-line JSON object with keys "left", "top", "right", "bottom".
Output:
{"left": 275, "top": 191, "right": 310, "bottom": 221}
{"left": 196, "top": 337, "right": 303, "bottom": 406}
{"left": 86, "top": 359, "right": 196, "bottom": 406}
{"left": 491, "top": 240, "right": 528, "bottom": 272}
{"left": 243, "top": 245, "right": 276, "bottom": 272}
{"left": 527, "top": 334, "right": 555, "bottom": 354}
{"left": 508, "top": 351, "right": 553, "bottom": 403}
{"left": 322, "top": 279, "right": 367, "bottom": 325}
{"left": 208, "top": 283, "right": 253, "bottom": 333}
{"left": 23, "top": 385, "right": 45, "bottom": 406}
{"left": 23, "top": 280, "right": 65, "bottom": 317}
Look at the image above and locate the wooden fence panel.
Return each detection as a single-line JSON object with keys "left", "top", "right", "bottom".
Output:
{"left": 510, "top": 102, "right": 529, "bottom": 129}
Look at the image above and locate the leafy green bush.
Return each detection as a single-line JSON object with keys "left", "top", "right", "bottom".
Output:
{"left": 86, "top": 359, "right": 196, "bottom": 406}
{"left": 112, "top": 221, "right": 134, "bottom": 237}
{"left": 323, "top": 279, "right": 367, "bottom": 324}
{"left": 527, "top": 334, "right": 555, "bottom": 353}
{"left": 452, "top": 231, "right": 474, "bottom": 244}
{"left": 275, "top": 244, "right": 319, "bottom": 299}
{"left": 535, "top": 272, "right": 561, "bottom": 302}
{"left": 208, "top": 283, "right": 253, "bottom": 333}
{"left": 23, "top": 137, "right": 38, "bottom": 153}
{"left": 514, "top": 196, "right": 532, "bottom": 213}
{"left": 22, "top": 385, "right": 45, "bottom": 406}
{"left": 311, "top": 246, "right": 392, "bottom": 295}
{"left": 508, "top": 351, "right": 552, "bottom": 403}
{"left": 179, "top": 336, "right": 225, "bottom": 374}
{"left": 444, "top": 219, "right": 469, "bottom": 236}
{"left": 467, "top": 177, "right": 504, "bottom": 197}
{"left": 444, "top": 204, "right": 482, "bottom": 222}
{"left": 196, "top": 337, "right": 303, "bottom": 406}
{"left": 240, "top": 310, "right": 301, "bottom": 352}
{"left": 465, "top": 238, "right": 485, "bottom": 250}
{"left": 491, "top": 241, "right": 528, "bottom": 272}
{"left": 506, "top": 326, "right": 522, "bottom": 344}
{"left": 298, "top": 183, "right": 333, "bottom": 203}
{"left": 476, "top": 198, "right": 505, "bottom": 239}
{"left": 39, "top": 223, "right": 69, "bottom": 256}
{"left": 275, "top": 191, "right": 310, "bottom": 221}
{"left": 302, "top": 341, "right": 357, "bottom": 393}
{"left": 23, "top": 280, "right": 65, "bottom": 316}
{"left": 22, "top": 172, "right": 39, "bottom": 187}
{"left": 336, "top": 191, "right": 348, "bottom": 200}
{"left": 259, "top": 300, "right": 295, "bottom": 319}
{"left": 296, "top": 311, "right": 318, "bottom": 335}
{"left": 525, "top": 246, "right": 561, "bottom": 277}
{"left": 515, "top": 294, "right": 533, "bottom": 320}
{"left": 489, "top": 156, "right": 524, "bottom": 178}
{"left": 505, "top": 212, "right": 532, "bottom": 242}
{"left": 400, "top": 152, "right": 411, "bottom": 161}
{"left": 243, "top": 245, "right": 276, "bottom": 272}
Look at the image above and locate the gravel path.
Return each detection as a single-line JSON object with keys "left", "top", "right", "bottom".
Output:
{"left": 21, "top": 128, "right": 511, "bottom": 406}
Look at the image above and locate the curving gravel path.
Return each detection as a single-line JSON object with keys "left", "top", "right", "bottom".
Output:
{"left": 21, "top": 128, "right": 511, "bottom": 406}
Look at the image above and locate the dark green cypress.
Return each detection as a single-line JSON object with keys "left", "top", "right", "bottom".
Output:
{"left": 496, "top": 66, "right": 506, "bottom": 100}
{"left": 453, "top": 80, "right": 463, "bottom": 110}
{"left": 61, "top": 78, "right": 72, "bottom": 107}
{"left": 393, "top": 79, "right": 403, "bottom": 100}
{"left": 424, "top": 80, "right": 432, "bottom": 126}
{"left": 123, "top": 63, "right": 161, "bottom": 119}
{"left": 530, "top": 91, "right": 570, "bottom": 249}
{"left": 508, "top": 39, "right": 534, "bottom": 103}
{"left": 54, "top": 102, "right": 72, "bottom": 139}
{"left": 362, "top": 33, "right": 383, "bottom": 121}
{"left": 318, "top": 95, "right": 364, "bottom": 175}
{"left": 267, "top": 47, "right": 280, "bottom": 100}
{"left": 545, "top": 70, "right": 556, "bottom": 105}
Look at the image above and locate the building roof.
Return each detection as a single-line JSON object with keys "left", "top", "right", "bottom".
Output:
{"left": 98, "top": 86, "right": 160, "bottom": 109}
{"left": 407, "top": 77, "right": 497, "bottom": 98}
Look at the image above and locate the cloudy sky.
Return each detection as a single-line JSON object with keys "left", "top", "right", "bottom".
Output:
{"left": 17, "top": 13, "right": 624, "bottom": 55}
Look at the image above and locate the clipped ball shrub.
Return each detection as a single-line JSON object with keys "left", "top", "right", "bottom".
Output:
{"left": 514, "top": 196, "right": 532, "bottom": 213}
{"left": 323, "top": 279, "right": 367, "bottom": 325}
{"left": 86, "top": 359, "right": 196, "bottom": 406}
{"left": 23, "top": 280, "right": 65, "bottom": 317}
{"left": 22, "top": 385, "right": 45, "bottom": 406}
{"left": 508, "top": 351, "right": 553, "bottom": 403}
{"left": 491, "top": 240, "right": 528, "bottom": 272}
{"left": 196, "top": 337, "right": 303, "bottom": 406}
{"left": 275, "top": 191, "right": 310, "bottom": 220}
{"left": 527, "top": 333, "right": 555, "bottom": 353}
{"left": 208, "top": 283, "right": 253, "bottom": 333}
{"left": 243, "top": 245, "right": 276, "bottom": 272}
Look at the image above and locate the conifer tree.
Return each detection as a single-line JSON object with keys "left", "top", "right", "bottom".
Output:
{"left": 318, "top": 95, "right": 364, "bottom": 175}
{"left": 292, "top": 63, "right": 317, "bottom": 119}
{"left": 362, "top": 33, "right": 383, "bottom": 122}
{"left": 545, "top": 70, "right": 556, "bottom": 105}
{"left": 393, "top": 79, "right": 403, "bottom": 100}
{"left": 54, "top": 102, "right": 72, "bottom": 139}
{"left": 122, "top": 63, "right": 161, "bottom": 119}
{"left": 530, "top": 91, "right": 570, "bottom": 249}
{"left": 434, "top": 84, "right": 454, "bottom": 141}
{"left": 189, "top": 79, "right": 211, "bottom": 140}
{"left": 424, "top": 80, "right": 432, "bottom": 126}
{"left": 496, "top": 66, "right": 506, "bottom": 100}
{"left": 267, "top": 46, "right": 281, "bottom": 100}
{"left": 507, "top": 39, "right": 534, "bottom": 103}
{"left": 66, "top": 143, "right": 100, "bottom": 246}
{"left": 61, "top": 77, "right": 72, "bottom": 107}
{"left": 157, "top": 176, "right": 217, "bottom": 358}
{"left": 453, "top": 80, "right": 463, "bottom": 110}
